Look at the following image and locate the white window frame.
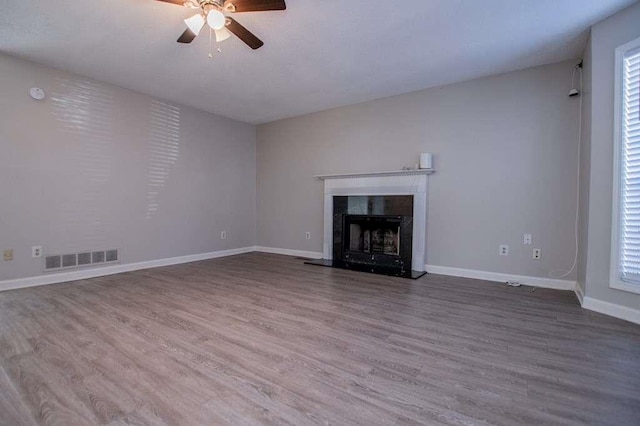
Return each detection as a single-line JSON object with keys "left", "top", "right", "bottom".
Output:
{"left": 611, "top": 36, "right": 640, "bottom": 295}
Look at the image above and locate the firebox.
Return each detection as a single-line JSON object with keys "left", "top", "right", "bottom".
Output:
{"left": 344, "top": 214, "right": 401, "bottom": 258}
{"left": 330, "top": 195, "right": 415, "bottom": 277}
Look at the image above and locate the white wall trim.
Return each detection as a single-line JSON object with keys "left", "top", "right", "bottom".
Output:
{"left": 610, "top": 36, "right": 640, "bottom": 296}
{"left": 610, "top": 280, "right": 640, "bottom": 295}
{"left": 426, "top": 264, "right": 576, "bottom": 291}
{"left": 0, "top": 246, "right": 255, "bottom": 292}
{"left": 5, "top": 247, "right": 639, "bottom": 326}
{"left": 253, "top": 246, "right": 323, "bottom": 259}
{"left": 582, "top": 296, "right": 640, "bottom": 325}
{"left": 574, "top": 282, "right": 585, "bottom": 306}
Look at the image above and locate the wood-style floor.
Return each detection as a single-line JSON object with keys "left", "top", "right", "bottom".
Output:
{"left": 1, "top": 253, "right": 639, "bottom": 425}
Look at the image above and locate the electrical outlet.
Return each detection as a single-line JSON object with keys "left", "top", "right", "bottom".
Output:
{"left": 499, "top": 244, "right": 509, "bottom": 256}
{"left": 523, "top": 234, "right": 532, "bottom": 245}
{"left": 305, "top": 232, "right": 311, "bottom": 240}
{"left": 533, "top": 248, "right": 541, "bottom": 260}
{"left": 3, "top": 249, "right": 13, "bottom": 261}
{"left": 220, "top": 231, "right": 227, "bottom": 239}
{"left": 32, "top": 246, "right": 43, "bottom": 258}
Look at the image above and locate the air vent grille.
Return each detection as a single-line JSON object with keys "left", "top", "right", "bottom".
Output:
{"left": 105, "top": 249, "right": 118, "bottom": 262}
{"left": 92, "top": 251, "right": 105, "bottom": 263}
{"left": 77, "top": 252, "right": 91, "bottom": 266}
{"left": 62, "top": 254, "right": 77, "bottom": 268}
{"left": 45, "top": 255, "right": 61, "bottom": 270}
{"left": 44, "top": 249, "right": 119, "bottom": 272}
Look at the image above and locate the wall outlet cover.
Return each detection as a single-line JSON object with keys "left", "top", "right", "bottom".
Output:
{"left": 533, "top": 248, "right": 541, "bottom": 260}
{"left": 32, "top": 246, "right": 43, "bottom": 258}
{"left": 220, "top": 231, "right": 227, "bottom": 239}
{"left": 499, "top": 244, "right": 509, "bottom": 256}
{"left": 523, "top": 234, "right": 532, "bottom": 245}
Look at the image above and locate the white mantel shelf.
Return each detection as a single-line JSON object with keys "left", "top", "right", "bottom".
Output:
{"left": 315, "top": 169, "right": 435, "bottom": 180}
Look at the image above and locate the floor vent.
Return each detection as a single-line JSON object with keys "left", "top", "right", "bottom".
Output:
{"left": 44, "top": 249, "right": 119, "bottom": 272}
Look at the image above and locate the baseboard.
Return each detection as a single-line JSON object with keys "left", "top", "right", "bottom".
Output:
{"left": 574, "top": 283, "right": 585, "bottom": 306}
{"left": 426, "top": 264, "right": 576, "bottom": 291}
{"left": 4, "top": 248, "right": 637, "bottom": 325}
{"left": 253, "top": 246, "right": 324, "bottom": 259}
{"left": 0, "top": 246, "right": 255, "bottom": 292}
{"left": 582, "top": 296, "right": 640, "bottom": 325}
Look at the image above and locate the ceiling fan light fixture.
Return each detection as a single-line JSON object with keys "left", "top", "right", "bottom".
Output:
{"left": 159, "top": 0, "right": 286, "bottom": 49}
{"left": 184, "top": 13, "right": 205, "bottom": 35}
{"left": 215, "top": 27, "right": 232, "bottom": 42}
{"left": 207, "top": 9, "right": 226, "bottom": 30}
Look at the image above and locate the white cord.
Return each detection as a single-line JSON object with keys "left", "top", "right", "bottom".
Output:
{"left": 549, "top": 63, "right": 583, "bottom": 279}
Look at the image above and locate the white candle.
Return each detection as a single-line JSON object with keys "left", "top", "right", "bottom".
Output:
{"left": 419, "top": 153, "right": 432, "bottom": 169}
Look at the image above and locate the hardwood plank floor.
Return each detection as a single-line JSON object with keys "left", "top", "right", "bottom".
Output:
{"left": 1, "top": 252, "right": 639, "bottom": 425}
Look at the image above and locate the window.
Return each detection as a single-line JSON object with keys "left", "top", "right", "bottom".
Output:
{"left": 612, "top": 37, "right": 640, "bottom": 294}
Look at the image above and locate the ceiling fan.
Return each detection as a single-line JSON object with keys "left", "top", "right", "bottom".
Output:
{"left": 156, "top": 0, "right": 286, "bottom": 50}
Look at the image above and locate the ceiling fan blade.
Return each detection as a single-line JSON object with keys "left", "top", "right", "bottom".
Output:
{"left": 177, "top": 28, "right": 197, "bottom": 43}
{"left": 225, "top": 17, "right": 264, "bottom": 49}
{"left": 223, "top": 0, "right": 286, "bottom": 13}
{"left": 156, "top": 0, "right": 186, "bottom": 5}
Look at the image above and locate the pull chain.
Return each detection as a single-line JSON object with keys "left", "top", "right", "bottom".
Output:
{"left": 208, "top": 27, "right": 223, "bottom": 58}
{"left": 208, "top": 27, "right": 213, "bottom": 58}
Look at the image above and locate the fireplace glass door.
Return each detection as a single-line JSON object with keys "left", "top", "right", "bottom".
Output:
{"left": 344, "top": 215, "right": 401, "bottom": 257}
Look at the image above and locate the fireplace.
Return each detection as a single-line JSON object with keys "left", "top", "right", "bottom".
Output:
{"left": 305, "top": 169, "right": 432, "bottom": 279}
{"left": 330, "top": 195, "right": 415, "bottom": 277}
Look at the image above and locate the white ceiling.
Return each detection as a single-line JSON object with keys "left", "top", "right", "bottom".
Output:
{"left": 0, "top": 0, "right": 636, "bottom": 124}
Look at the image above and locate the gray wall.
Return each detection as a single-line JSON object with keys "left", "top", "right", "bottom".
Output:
{"left": 257, "top": 61, "right": 581, "bottom": 280}
{"left": 0, "top": 54, "right": 256, "bottom": 281}
{"left": 583, "top": 2, "right": 640, "bottom": 308}
{"left": 577, "top": 34, "right": 592, "bottom": 297}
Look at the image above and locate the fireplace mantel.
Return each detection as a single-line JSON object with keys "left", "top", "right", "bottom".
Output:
{"left": 315, "top": 169, "right": 434, "bottom": 180}
{"left": 320, "top": 172, "right": 430, "bottom": 272}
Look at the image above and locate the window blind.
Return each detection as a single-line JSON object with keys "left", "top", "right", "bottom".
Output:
{"left": 619, "top": 47, "right": 640, "bottom": 284}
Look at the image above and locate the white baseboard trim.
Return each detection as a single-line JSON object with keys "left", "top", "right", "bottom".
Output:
{"left": 426, "top": 264, "right": 576, "bottom": 291}
{"left": 574, "top": 283, "right": 585, "bottom": 306}
{"left": 5, "top": 248, "right": 638, "bottom": 326}
{"left": 582, "top": 296, "right": 640, "bottom": 325}
{"left": 0, "top": 246, "right": 255, "bottom": 292}
{"left": 253, "top": 246, "right": 324, "bottom": 259}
